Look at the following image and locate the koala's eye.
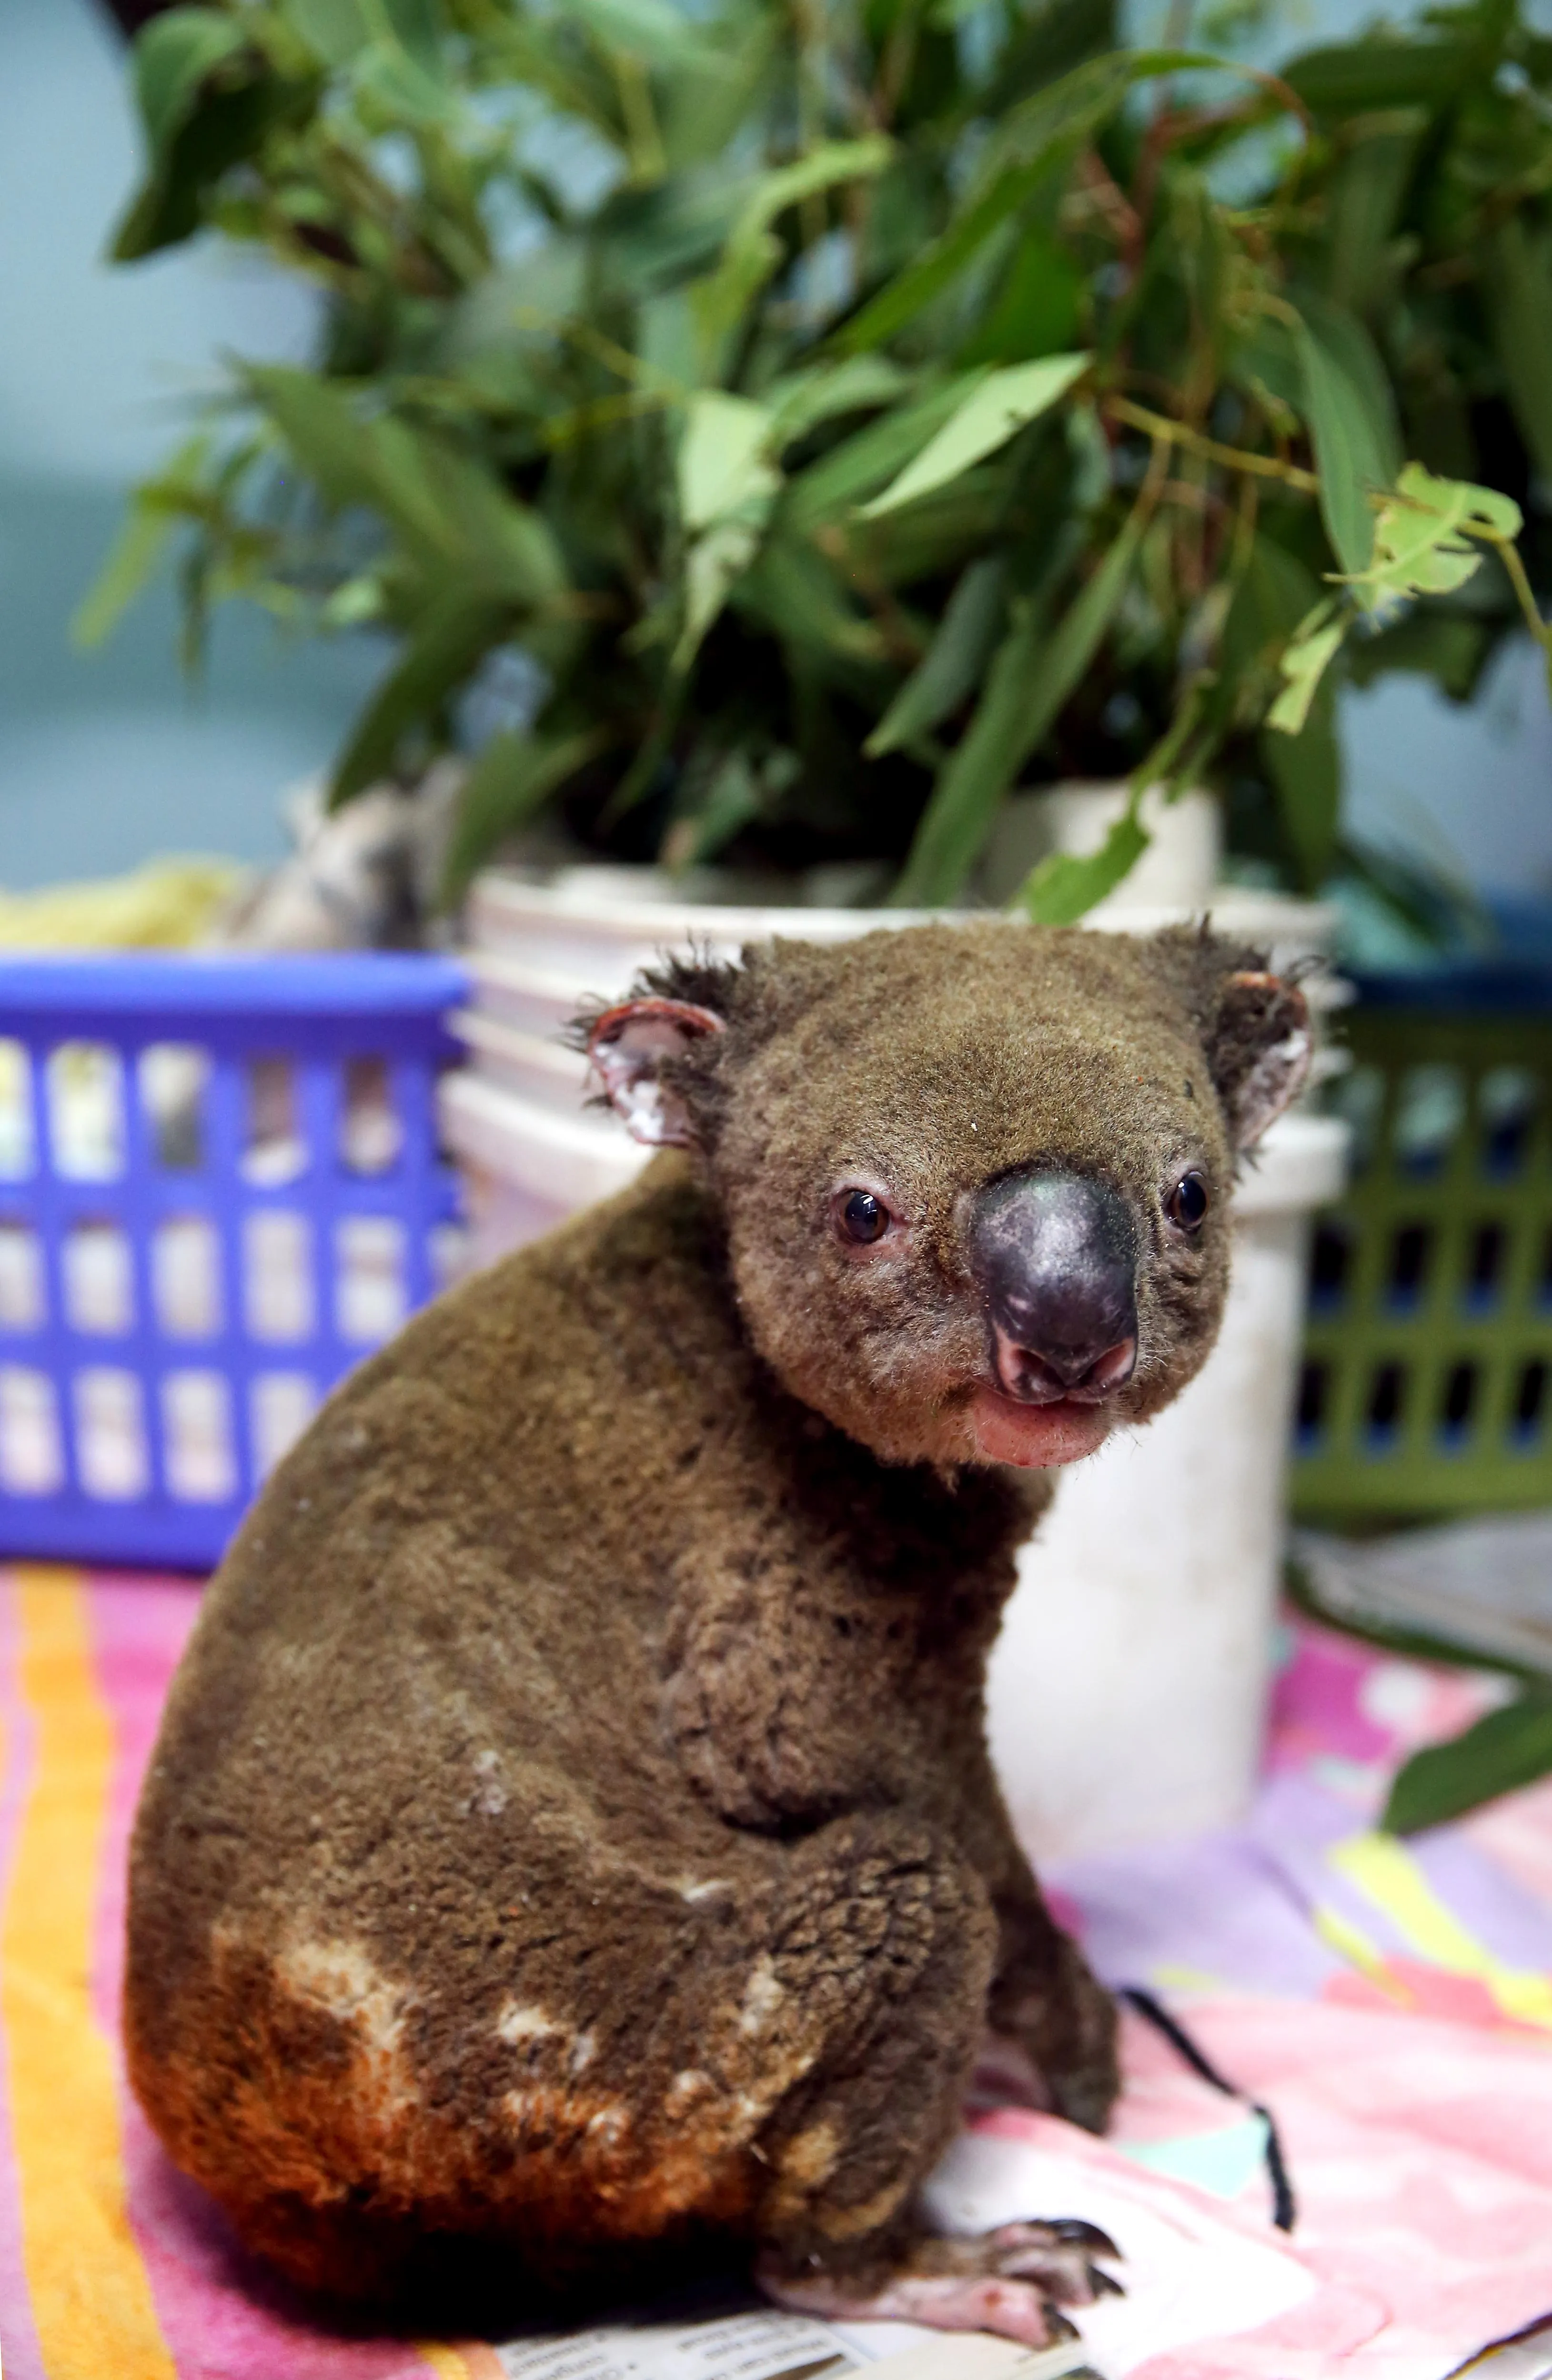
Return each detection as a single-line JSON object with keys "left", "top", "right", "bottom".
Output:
{"left": 838, "top": 1189, "right": 890, "bottom": 1245}
{"left": 1166, "top": 1171, "right": 1209, "bottom": 1231}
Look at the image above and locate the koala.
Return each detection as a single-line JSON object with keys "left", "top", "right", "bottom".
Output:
{"left": 125, "top": 920, "right": 1310, "bottom": 2348}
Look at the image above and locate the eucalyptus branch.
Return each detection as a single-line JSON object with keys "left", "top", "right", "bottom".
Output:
{"left": 1104, "top": 395, "right": 1319, "bottom": 493}
{"left": 1473, "top": 525, "right": 1552, "bottom": 659}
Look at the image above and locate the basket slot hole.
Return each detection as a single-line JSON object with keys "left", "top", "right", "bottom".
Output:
{"left": 1366, "top": 1360, "right": 1406, "bottom": 1443}
{"left": 251, "top": 1373, "right": 317, "bottom": 1480}
{"left": 161, "top": 1371, "right": 237, "bottom": 1503}
{"left": 1391, "top": 1064, "right": 1465, "bottom": 1178}
{"left": 1514, "top": 1359, "right": 1548, "bottom": 1444}
{"left": 1309, "top": 1223, "right": 1351, "bottom": 1313}
{"left": 430, "top": 1221, "right": 468, "bottom": 1292}
{"left": 1439, "top": 1359, "right": 1478, "bottom": 1445}
{"left": 1386, "top": 1224, "right": 1431, "bottom": 1310}
{"left": 63, "top": 1221, "right": 134, "bottom": 1337}
{"left": 336, "top": 1216, "right": 406, "bottom": 1346}
{"left": 0, "top": 1042, "right": 36, "bottom": 1180}
{"left": 1465, "top": 1221, "right": 1506, "bottom": 1311}
{"left": 244, "top": 1212, "right": 315, "bottom": 1344}
{"left": 74, "top": 1367, "right": 149, "bottom": 1500}
{"left": 1296, "top": 1359, "right": 1328, "bottom": 1447}
{"left": 152, "top": 1216, "right": 223, "bottom": 1340}
{"left": 1478, "top": 1065, "right": 1539, "bottom": 1179}
{"left": 341, "top": 1059, "right": 402, "bottom": 1176}
{"left": 242, "top": 1059, "right": 307, "bottom": 1187}
{"left": 46, "top": 1043, "right": 125, "bottom": 1181}
{"left": 139, "top": 1043, "right": 210, "bottom": 1171}
{"left": 1331, "top": 1063, "right": 1385, "bottom": 1176}
{"left": 0, "top": 1367, "right": 61, "bottom": 1493}
{"left": 0, "top": 1224, "right": 45, "bottom": 1331}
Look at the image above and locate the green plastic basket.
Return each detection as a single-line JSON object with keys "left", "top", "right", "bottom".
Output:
{"left": 1292, "top": 974, "right": 1552, "bottom": 1523}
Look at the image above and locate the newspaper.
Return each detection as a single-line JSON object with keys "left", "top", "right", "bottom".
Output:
{"left": 492, "top": 2307, "right": 855, "bottom": 2380}
{"left": 490, "top": 2306, "right": 1096, "bottom": 2380}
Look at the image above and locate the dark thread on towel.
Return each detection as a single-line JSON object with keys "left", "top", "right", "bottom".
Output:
{"left": 1119, "top": 1985, "right": 1297, "bottom": 2234}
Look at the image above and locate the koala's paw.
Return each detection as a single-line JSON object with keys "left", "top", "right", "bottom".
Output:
{"left": 757, "top": 2218, "right": 1121, "bottom": 2348}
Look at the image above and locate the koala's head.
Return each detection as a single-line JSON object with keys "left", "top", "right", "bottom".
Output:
{"left": 582, "top": 922, "right": 1310, "bottom": 1473}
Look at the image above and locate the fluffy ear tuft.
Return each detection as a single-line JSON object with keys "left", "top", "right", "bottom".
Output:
{"left": 1143, "top": 927, "right": 1313, "bottom": 1150}
{"left": 585, "top": 998, "right": 726, "bottom": 1147}
{"left": 1212, "top": 969, "right": 1312, "bottom": 1149}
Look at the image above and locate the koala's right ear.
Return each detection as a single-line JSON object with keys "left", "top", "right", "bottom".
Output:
{"left": 1209, "top": 968, "right": 1312, "bottom": 1150}
{"left": 585, "top": 998, "right": 726, "bottom": 1147}
{"left": 1145, "top": 927, "right": 1312, "bottom": 1151}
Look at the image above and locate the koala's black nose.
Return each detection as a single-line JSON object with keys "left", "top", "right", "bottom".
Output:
{"left": 969, "top": 1171, "right": 1139, "bottom": 1405}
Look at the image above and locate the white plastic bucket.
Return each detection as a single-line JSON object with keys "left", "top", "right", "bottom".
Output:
{"left": 444, "top": 866, "right": 1346, "bottom": 1857}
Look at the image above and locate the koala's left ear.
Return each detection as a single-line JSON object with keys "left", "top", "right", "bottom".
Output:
{"left": 1207, "top": 969, "right": 1313, "bottom": 1150}
{"left": 585, "top": 997, "right": 726, "bottom": 1146}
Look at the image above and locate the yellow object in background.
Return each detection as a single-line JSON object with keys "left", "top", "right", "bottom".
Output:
{"left": 0, "top": 860, "right": 243, "bottom": 950}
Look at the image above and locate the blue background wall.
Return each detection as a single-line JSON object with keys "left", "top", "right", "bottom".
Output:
{"left": 0, "top": 0, "right": 1547, "bottom": 897}
{"left": 0, "top": 0, "right": 376, "bottom": 887}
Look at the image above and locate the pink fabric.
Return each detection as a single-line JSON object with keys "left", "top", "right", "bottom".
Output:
{"left": 1119, "top": 1996, "right": 1552, "bottom": 2377}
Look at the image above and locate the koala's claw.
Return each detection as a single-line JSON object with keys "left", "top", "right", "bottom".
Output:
{"left": 988, "top": 2219, "right": 1124, "bottom": 2305}
{"left": 757, "top": 2218, "right": 1123, "bottom": 2347}
{"left": 1030, "top": 2215, "right": 1122, "bottom": 2258}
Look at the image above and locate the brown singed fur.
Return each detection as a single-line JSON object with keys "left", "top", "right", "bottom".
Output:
{"left": 125, "top": 921, "right": 1307, "bottom": 2321}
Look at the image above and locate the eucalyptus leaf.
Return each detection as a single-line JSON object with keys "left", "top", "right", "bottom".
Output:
{"left": 677, "top": 392, "right": 779, "bottom": 532}
{"left": 765, "top": 357, "right": 913, "bottom": 453}
{"left": 573, "top": 0, "right": 725, "bottom": 67}
{"left": 1291, "top": 293, "right": 1402, "bottom": 579}
{"left": 71, "top": 435, "right": 212, "bottom": 648}
{"left": 129, "top": 7, "right": 249, "bottom": 157}
{"left": 675, "top": 514, "right": 767, "bottom": 670}
{"left": 1283, "top": 34, "right": 1476, "bottom": 115}
{"left": 1268, "top": 610, "right": 1343, "bottom": 735}
{"left": 1020, "top": 803, "right": 1149, "bottom": 925}
{"left": 866, "top": 555, "right": 1007, "bottom": 757}
{"left": 893, "top": 498, "right": 1146, "bottom": 905}
{"left": 1261, "top": 703, "right": 1340, "bottom": 891}
{"left": 442, "top": 726, "right": 606, "bottom": 900}
{"left": 244, "top": 366, "right": 382, "bottom": 509}
{"left": 331, "top": 591, "right": 514, "bottom": 802}
{"left": 690, "top": 137, "right": 893, "bottom": 367}
{"left": 1342, "top": 464, "right": 1522, "bottom": 607}
{"left": 835, "top": 166, "right": 1051, "bottom": 357}
{"left": 857, "top": 354, "right": 1089, "bottom": 519}
{"left": 291, "top": 0, "right": 439, "bottom": 66}
{"left": 1383, "top": 1693, "right": 1552, "bottom": 1837}
{"left": 664, "top": 745, "right": 764, "bottom": 868}
{"left": 114, "top": 59, "right": 301, "bottom": 261}
{"left": 1482, "top": 217, "right": 1552, "bottom": 489}
{"left": 353, "top": 37, "right": 457, "bottom": 125}
{"left": 783, "top": 380, "right": 969, "bottom": 531}
{"left": 735, "top": 533, "right": 885, "bottom": 672}
{"left": 1324, "top": 120, "right": 1421, "bottom": 315}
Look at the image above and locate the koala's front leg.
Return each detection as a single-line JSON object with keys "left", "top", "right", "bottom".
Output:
{"left": 985, "top": 1889, "right": 1119, "bottom": 2137}
{"left": 743, "top": 1813, "right": 1121, "bottom": 2351}
{"left": 957, "top": 1750, "right": 1119, "bottom": 2136}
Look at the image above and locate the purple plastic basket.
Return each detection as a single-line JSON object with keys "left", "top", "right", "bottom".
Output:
{"left": 0, "top": 952, "right": 466, "bottom": 1570}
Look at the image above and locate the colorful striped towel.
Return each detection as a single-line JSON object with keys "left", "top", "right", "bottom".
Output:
{"left": 1, "top": 1565, "right": 1551, "bottom": 2380}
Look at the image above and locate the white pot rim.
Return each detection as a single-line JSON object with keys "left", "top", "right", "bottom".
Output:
{"left": 469, "top": 866, "right": 1335, "bottom": 953}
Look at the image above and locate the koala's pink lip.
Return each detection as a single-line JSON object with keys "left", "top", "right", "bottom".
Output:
{"left": 967, "top": 1387, "right": 1113, "bottom": 1469}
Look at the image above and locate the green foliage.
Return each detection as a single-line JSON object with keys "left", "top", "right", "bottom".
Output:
{"left": 92, "top": 0, "right": 1552, "bottom": 903}
{"left": 1384, "top": 1693, "right": 1552, "bottom": 1836}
